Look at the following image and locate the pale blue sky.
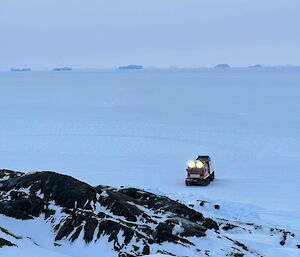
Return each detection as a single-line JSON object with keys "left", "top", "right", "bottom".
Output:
{"left": 0, "top": 0, "right": 299, "bottom": 69}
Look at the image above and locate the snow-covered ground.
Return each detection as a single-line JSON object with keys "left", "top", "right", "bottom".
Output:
{"left": 1, "top": 68, "right": 300, "bottom": 256}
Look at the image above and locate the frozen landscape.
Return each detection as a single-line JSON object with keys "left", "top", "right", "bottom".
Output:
{"left": 0, "top": 68, "right": 300, "bottom": 256}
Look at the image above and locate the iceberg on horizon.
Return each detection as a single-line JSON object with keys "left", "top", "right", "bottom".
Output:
{"left": 118, "top": 64, "right": 143, "bottom": 70}
{"left": 10, "top": 68, "right": 31, "bottom": 72}
{"left": 214, "top": 64, "right": 230, "bottom": 68}
{"left": 249, "top": 64, "right": 263, "bottom": 68}
{"left": 52, "top": 67, "right": 72, "bottom": 71}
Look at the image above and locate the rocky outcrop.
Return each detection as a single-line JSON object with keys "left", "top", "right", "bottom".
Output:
{"left": 1, "top": 170, "right": 297, "bottom": 257}
{"left": 0, "top": 170, "right": 219, "bottom": 256}
{"left": 0, "top": 169, "right": 23, "bottom": 180}
{"left": 0, "top": 238, "right": 16, "bottom": 248}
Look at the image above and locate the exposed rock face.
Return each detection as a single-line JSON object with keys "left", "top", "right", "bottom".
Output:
{"left": 0, "top": 169, "right": 24, "bottom": 180}
{"left": 0, "top": 238, "right": 16, "bottom": 248}
{"left": 0, "top": 226, "right": 20, "bottom": 248}
{"left": 0, "top": 170, "right": 218, "bottom": 256}
{"left": 1, "top": 170, "right": 297, "bottom": 257}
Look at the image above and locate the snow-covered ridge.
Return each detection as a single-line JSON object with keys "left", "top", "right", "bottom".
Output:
{"left": 0, "top": 170, "right": 299, "bottom": 257}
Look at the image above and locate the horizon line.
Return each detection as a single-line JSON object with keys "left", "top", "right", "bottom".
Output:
{"left": 2, "top": 64, "right": 300, "bottom": 72}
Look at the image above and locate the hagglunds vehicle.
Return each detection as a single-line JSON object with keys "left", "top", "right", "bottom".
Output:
{"left": 185, "top": 155, "right": 215, "bottom": 186}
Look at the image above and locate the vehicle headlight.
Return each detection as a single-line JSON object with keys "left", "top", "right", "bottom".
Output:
{"left": 196, "top": 161, "right": 204, "bottom": 168}
{"left": 188, "top": 161, "right": 196, "bottom": 169}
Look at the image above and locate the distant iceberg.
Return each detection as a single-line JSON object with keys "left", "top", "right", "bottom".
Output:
{"left": 214, "top": 64, "right": 230, "bottom": 68}
{"left": 10, "top": 68, "right": 31, "bottom": 72}
{"left": 249, "top": 64, "right": 263, "bottom": 68}
{"left": 53, "top": 67, "right": 72, "bottom": 71}
{"left": 118, "top": 65, "right": 143, "bottom": 70}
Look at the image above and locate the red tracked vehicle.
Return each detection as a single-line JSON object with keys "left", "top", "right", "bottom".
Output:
{"left": 185, "top": 156, "right": 215, "bottom": 186}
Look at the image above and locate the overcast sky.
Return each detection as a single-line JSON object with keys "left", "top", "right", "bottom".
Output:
{"left": 0, "top": 0, "right": 300, "bottom": 69}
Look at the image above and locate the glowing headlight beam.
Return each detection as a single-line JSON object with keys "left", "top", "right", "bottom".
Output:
{"left": 188, "top": 161, "right": 196, "bottom": 169}
{"left": 196, "top": 161, "right": 204, "bottom": 168}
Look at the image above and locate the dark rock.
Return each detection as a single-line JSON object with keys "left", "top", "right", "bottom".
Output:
{"left": 157, "top": 250, "right": 176, "bottom": 256}
{"left": 83, "top": 217, "right": 98, "bottom": 243}
{"left": 234, "top": 240, "right": 249, "bottom": 252}
{"left": 0, "top": 172, "right": 97, "bottom": 209}
{"left": 97, "top": 212, "right": 106, "bottom": 218}
{"left": 142, "top": 244, "right": 150, "bottom": 255}
{"left": 132, "top": 245, "right": 139, "bottom": 251}
{"left": 0, "top": 196, "right": 44, "bottom": 219}
{"left": 222, "top": 223, "right": 238, "bottom": 231}
{"left": 153, "top": 222, "right": 179, "bottom": 243}
{"left": 0, "top": 170, "right": 223, "bottom": 256}
{"left": 203, "top": 218, "right": 219, "bottom": 230}
{"left": 230, "top": 253, "right": 244, "bottom": 257}
{"left": 70, "top": 226, "right": 83, "bottom": 242}
{"left": 99, "top": 190, "right": 142, "bottom": 222}
{"left": 119, "top": 188, "right": 204, "bottom": 222}
{"left": 0, "top": 169, "right": 23, "bottom": 180}
{"left": 0, "top": 227, "right": 22, "bottom": 240}
{"left": 0, "top": 238, "right": 16, "bottom": 248}
{"left": 214, "top": 204, "right": 220, "bottom": 210}
{"left": 55, "top": 218, "right": 75, "bottom": 241}
{"left": 278, "top": 230, "right": 293, "bottom": 246}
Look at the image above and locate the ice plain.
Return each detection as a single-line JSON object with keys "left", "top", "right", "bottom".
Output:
{"left": 0, "top": 67, "right": 300, "bottom": 256}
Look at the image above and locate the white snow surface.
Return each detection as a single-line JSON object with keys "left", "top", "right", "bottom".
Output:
{"left": 0, "top": 68, "right": 300, "bottom": 256}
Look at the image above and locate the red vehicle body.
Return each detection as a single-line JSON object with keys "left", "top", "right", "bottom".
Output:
{"left": 185, "top": 156, "right": 215, "bottom": 186}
